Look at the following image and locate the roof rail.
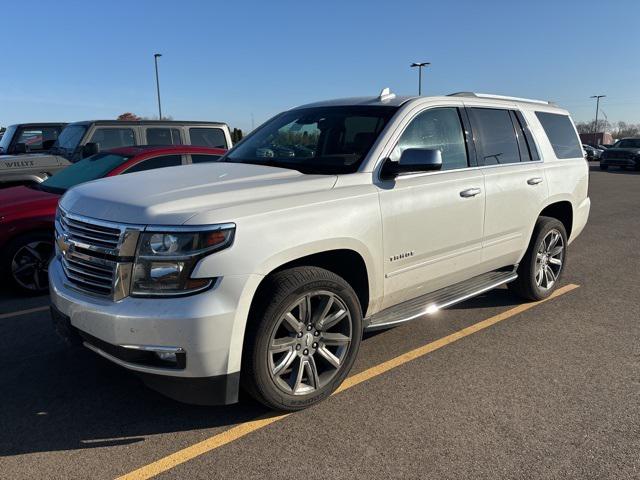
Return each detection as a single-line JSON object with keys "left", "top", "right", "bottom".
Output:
{"left": 448, "top": 92, "right": 556, "bottom": 106}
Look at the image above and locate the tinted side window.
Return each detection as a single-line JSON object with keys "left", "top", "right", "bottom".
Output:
{"left": 189, "top": 128, "right": 227, "bottom": 148}
{"left": 535, "top": 112, "right": 582, "bottom": 159}
{"left": 468, "top": 108, "right": 521, "bottom": 165}
{"left": 90, "top": 128, "right": 135, "bottom": 150}
{"left": 146, "top": 128, "right": 183, "bottom": 145}
{"left": 124, "top": 155, "right": 182, "bottom": 173}
{"left": 191, "top": 154, "right": 221, "bottom": 163}
{"left": 391, "top": 107, "right": 468, "bottom": 171}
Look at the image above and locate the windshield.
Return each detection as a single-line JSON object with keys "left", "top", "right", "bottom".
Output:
{"left": 0, "top": 125, "right": 18, "bottom": 153}
{"left": 53, "top": 125, "right": 87, "bottom": 152}
{"left": 224, "top": 106, "right": 398, "bottom": 174}
{"left": 614, "top": 139, "right": 640, "bottom": 149}
{"left": 39, "top": 152, "right": 131, "bottom": 193}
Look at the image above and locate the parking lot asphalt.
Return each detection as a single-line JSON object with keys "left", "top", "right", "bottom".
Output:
{"left": 1, "top": 165, "right": 638, "bottom": 479}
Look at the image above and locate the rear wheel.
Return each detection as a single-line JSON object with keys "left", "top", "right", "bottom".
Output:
{"left": 1, "top": 232, "right": 54, "bottom": 295}
{"left": 509, "top": 217, "right": 567, "bottom": 301}
{"left": 242, "top": 266, "right": 362, "bottom": 411}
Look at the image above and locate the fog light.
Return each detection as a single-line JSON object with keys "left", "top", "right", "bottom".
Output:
{"left": 155, "top": 351, "right": 178, "bottom": 363}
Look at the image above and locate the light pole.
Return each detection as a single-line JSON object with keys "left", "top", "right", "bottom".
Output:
{"left": 590, "top": 95, "right": 605, "bottom": 144}
{"left": 154, "top": 53, "right": 163, "bottom": 120}
{"left": 410, "top": 62, "right": 430, "bottom": 95}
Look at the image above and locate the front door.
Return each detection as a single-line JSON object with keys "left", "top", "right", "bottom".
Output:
{"left": 377, "top": 106, "right": 486, "bottom": 309}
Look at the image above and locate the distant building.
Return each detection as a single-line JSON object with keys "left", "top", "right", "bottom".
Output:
{"left": 580, "top": 132, "right": 614, "bottom": 146}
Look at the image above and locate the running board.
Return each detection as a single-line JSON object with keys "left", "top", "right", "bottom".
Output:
{"left": 364, "top": 270, "right": 518, "bottom": 331}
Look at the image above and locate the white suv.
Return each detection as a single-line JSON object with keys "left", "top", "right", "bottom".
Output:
{"left": 49, "top": 90, "right": 590, "bottom": 411}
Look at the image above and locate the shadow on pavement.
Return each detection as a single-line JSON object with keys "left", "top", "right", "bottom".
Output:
{"left": 0, "top": 285, "right": 527, "bottom": 457}
{"left": 0, "top": 310, "right": 269, "bottom": 457}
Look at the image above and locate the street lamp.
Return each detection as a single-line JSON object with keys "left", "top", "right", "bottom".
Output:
{"left": 154, "top": 53, "right": 163, "bottom": 120}
{"left": 590, "top": 95, "right": 605, "bottom": 144}
{"left": 410, "top": 62, "right": 430, "bottom": 95}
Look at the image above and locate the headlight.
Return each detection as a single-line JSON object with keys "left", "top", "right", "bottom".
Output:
{"left": 131, "top": 224, "right": 235, "bottom": 296}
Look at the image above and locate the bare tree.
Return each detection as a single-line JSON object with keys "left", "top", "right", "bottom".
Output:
{"left": 117, "top": 112, "right": 141, "bottom": 121}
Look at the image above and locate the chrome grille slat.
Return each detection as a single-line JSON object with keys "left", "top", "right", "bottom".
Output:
{"left": 61, "top": 217, "right": 121, "bottom": 241}
{"left": 64, "top": 256, "right": 113, "bottom": 275}
{"left": 62, "top": 262, "right": 113, "bottom": 292}
{"left": 62, "top": 258, "right": 114, "bottom": 283}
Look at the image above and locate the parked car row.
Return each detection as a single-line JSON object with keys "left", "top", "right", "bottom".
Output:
{"left": 0, "top": 145, "right": 226, "bottom": 293}
{"left": 0, "top": 120, "right": 232, "bottom": 187}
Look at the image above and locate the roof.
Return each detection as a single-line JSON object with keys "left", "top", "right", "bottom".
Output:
{"left": 296, "top": 95, "right": 417, "bottom": 109}
{"left": 105, "top": 145, "right": 227, "bottom": 157}
{"left": 294, "top": 91, "right": 564, "bottom": 111}
{"left": 67, "top": 120, "right": 228, "bottom": 127}
{"left": 8, "top": 122, "right": 67, "bottom": 128}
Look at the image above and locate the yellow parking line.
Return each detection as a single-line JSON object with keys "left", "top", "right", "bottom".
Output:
{"left": 0, "top": 305, "right": 49, "bottom": 320}
{"left": 117, "top": 283, "right": 579, "bottom": 480}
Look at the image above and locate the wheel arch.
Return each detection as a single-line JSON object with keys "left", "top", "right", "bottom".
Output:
{"left": 539, "top": 199, "right": 574, "bottom": 239}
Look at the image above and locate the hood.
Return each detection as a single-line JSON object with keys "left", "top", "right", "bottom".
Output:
{"left": 0, "top": 185, "right": 60, "bottom": 217}
{"left": 60, "top": 162, "right": 338, "bottom": 225}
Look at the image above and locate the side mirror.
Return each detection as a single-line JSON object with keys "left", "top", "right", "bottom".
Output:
{"left": 13, "top": 142, "right": 28, "bottom": 154}
{"left": 381, "top": 148, "right": 443, "bottom": 179}
{"left": 82, "top": 142, "right": 99, "bottom": 158}
{"left": 42, "top": 139, "right": 56, "bottom": 151}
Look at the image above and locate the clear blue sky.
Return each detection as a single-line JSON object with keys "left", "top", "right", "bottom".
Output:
{"left": 1, "top": 0, "right": 638, "bottom": 131}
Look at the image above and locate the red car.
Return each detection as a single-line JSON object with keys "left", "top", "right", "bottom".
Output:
{"left": 0, "top": 145, "right": 226, "bottom": 293}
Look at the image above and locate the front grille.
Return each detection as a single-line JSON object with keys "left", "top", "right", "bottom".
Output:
{"left": 61, "top": 252, "right": 116, "bottom": 296}
{"left": 59, "top": 213, "right": 122, "bottom": 250}
{"left": 55, "top": 208, "right": 143, "bottom": 300}
{"left": 606, "top": 151, "right": 633, "bottom": 160}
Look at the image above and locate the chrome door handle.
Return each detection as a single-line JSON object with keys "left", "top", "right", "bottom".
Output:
{"left": 527, "top": 177, "right": 543, "bottom": 185}
{"left": 460, "top": 187, "right": 482, "bottom": 198}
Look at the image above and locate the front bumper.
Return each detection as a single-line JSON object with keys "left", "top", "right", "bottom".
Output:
{"left": 49, "top": 256, "right": 260, "bottom": 404}
{"left": 601, "top": 157, "right": 638, "bottom": 168}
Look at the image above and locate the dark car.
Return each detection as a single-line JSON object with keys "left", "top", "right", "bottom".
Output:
{"left": 0, "top": 123, "right": 67, "bottom": 155}
{"left": 599, "top": 137, "right": 640, "bottom": 171}
{"left": 0, "top": 145, "right": 225, "bottom": 293}
{"left": 582, "top": 144, "right": 603, "bottom": 161}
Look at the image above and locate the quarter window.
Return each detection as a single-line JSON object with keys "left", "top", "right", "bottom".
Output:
{"left": 468, "top": 108, "right": 521, "bottom": 165}
{"left": 124, "top": 154, "right": 182, "bottom": 173}
{"left": 189, "top": 128, "right": 227, "bottom": 148}
{"left": 391, "top": 107, "right": 469, "bottom": 171}
{"left": 146, "top": 128, "right": 183, "bottom": 145}
{"left": 535, "top": 112, "right": 582, "bottom": 159}
{"left": 90, "top": 128, "right": 135, "bottom": 150}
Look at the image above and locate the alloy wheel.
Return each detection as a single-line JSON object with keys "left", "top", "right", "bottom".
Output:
{"left": 11, "top": 240, "right": 54, "bottom": 292}
{"left": 268, "top": 290, "right": 352, "bottom": 395}
{"left": 535, "top": 229, "right": 564, "bottom": 290}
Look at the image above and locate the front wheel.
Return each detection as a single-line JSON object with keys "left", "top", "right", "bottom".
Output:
{"left": 599, "top": 164, "right": 608, "bottom": 171}
{"left": 509, "top": 217, "right": 567, "bottom": 301}
{"left": 1, "top": 232, "right": 54, "bottom": 295}
{"left": 242, "top": 267, "right": 362, "bottom": 411}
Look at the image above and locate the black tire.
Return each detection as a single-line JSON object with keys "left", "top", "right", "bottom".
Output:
{"left": 508, "top": 216, "right": 567, "bottom": 301}
{"left": 0, "top": 231, "right": 54, "bottom": 295}
{"left": 599, "top": 164, "right": 608, "bottom": 171}
{"left": 242, "top": 266, "right": 363, "bottom": 411}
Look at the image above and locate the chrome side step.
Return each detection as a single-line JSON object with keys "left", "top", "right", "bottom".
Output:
{"left": 364, "top": 270, "right": 518, "bottom": 331}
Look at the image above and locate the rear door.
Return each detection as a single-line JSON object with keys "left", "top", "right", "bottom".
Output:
{"left": 467, "top": 106, "right": 548, "bottom": 269}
